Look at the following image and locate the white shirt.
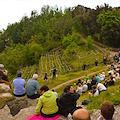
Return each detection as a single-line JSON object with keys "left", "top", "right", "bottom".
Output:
{"left": 76, "top": 87, "right": 82, "bottom": 95}
{"left": 82, "top": 84, "right": 88, "bottom": 92}
{"left": 97, "top": 83, "right": 107, "bottom": 91}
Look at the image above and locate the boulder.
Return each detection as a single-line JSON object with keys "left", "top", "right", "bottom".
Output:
{"left": 0, "top": 83, "right": 10, "bottom": 91}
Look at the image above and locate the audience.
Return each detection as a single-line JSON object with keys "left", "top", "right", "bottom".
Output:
{"left": 82, "top": 81, "right": 88, "bottom": 93}
{"left": 51, "top": 89, "right": 58, "bottom": 98}
{"left": 73, "top": 108, "right": 91, "bottom": 120}
{"left": 0, "top": 64, "right": 11, "bottom": 88}
{"left": 97, "top": 82, "right": 107, "bottom": 93}
{"left": 88, "top": 85, "right": 99, "bottom": 97}
{"left": 26, "top": 74, "right": 40, "bottom": 99}
{"left": 13, "top": 71, "right": 26, "bottom": 97}
{"left": 58, "top": 84, "right": 80, "bottom": 118}
{"left": 96, "top": 74, "right": 101, "bottom": 82}
{"left": 97, "top": 101, "right": 115, "bottom": 120}
{"left": 35, "top": 85, "right": 59, "bottom": 117}
{"left": 76, "top": 83, "right": 82, "bottom": 95}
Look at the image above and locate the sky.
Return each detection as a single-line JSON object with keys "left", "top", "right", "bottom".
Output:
{"left": 0, "top": 0, "right": 120, "bottom": 31}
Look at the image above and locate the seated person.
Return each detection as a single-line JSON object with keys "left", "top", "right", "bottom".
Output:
{"left": 108, "top": 69, "right": 114, "bottom": 76}
{"left": 85, "top": 74, "right": 89, "bottom": 82}
{"left": 82, "top": 81, "right": 88, "bottom": 93}
{"left": 35, "top": 85, "right": 59, "bottom": 117}
{"left": 76, "top": 79, "right": 82, "bottom": 85}
{"left": 97, "top": 101, "right": 115, "bottom": 120}
{"left": 97, "top": 82, "right": 107, "bottom": 93}
{"left": 100, "top": 72, "right": 105, "bottom": 81}
{"left": 0, "top": 64, "right": 11, "bottom": 88}
{"left": 91, "top": 77, "right": 97, "bottom": 86}
{"left": 43, "top": 73, "right": 49, "bottom": 84}
{"left": 58, "top": 84, "right": 80, "bottom": 118}
{"left": 26, "top": 74, "right": 40, "bottom": 99}
{"left": 103, "top": 79, "right": 108, "bottom": 88}
{"left": 87, "top": 80, "right": 92, "bottom": 90}
{"left": 88, "top": 85, "right": 99, "bottom": 97}
{"left": 13, "top": 71, "right": 26, "bottom": 97}
{"left": 96, "top": 74, "right": 101, "bottom": 82}
{"left": 76, "top": 83, "right": 82, "bottom": 95}
{"left": 51, "top": 89, "right": 58, "bottom": 98}
{"left": 108, "top": 76, "right": 114, "bottom": 86}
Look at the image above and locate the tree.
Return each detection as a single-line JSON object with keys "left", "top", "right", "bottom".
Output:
{"left": 97, "top": 9, "right": 120, "bottom": 47}
{"left": 86, "top": 35, "right": 94, "bottom": 48}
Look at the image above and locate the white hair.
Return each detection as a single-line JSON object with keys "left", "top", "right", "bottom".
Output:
{"left": 33, "top": 74, "right": 38, "bottom": 80}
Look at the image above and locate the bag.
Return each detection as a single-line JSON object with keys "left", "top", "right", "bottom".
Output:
{"left": 82, "top": 99, "right": 92, "bottom": 105}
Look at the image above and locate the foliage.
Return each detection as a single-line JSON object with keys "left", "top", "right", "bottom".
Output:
{"left": 86, "top": 35, "right": 94, "bottom": 48}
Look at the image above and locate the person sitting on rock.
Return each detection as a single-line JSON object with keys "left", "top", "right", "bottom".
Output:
{"left": 26, "top": 74, "right": 40, "bottom": 99}
{"left": 76, "top": 83, "right": 82, "bottom": 95}
{"left": 97, "top": 101, "right": 115, "bottom": 120}
{"left": 13, "top": 71, "right": 26, "bottom": 97}
{"left": 0, "top": 64, "right": 11, "bottom": 88}
{"left": 35, "top": 85, "right": 59, "bottom": 117}
{"left": 58, "top": 84, "right": 81, "bottom": 118}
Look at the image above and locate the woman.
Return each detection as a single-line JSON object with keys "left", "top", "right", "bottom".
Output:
{"left": 35, "top": 85, "right": 59, "bottom": 118}
{"left": 58, "top": 84, "right": 80, "bottom": 117}
{"left": 88, "top": 85, "right": 99, "bottom": 97}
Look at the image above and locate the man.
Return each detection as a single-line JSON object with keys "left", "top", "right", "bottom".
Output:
{"left": 73, "top": 108, "right": 91, "bottom": 120}
{"left": 85, "top": 74, "right": 89, "bottom": 82}
{"left": 97, "top": 101, "right": 115, "bottom": 120}
{"left": 13, "top": 71, "right": 26, "bottom": 97}
{"left": 26, "top": 74, "right": 40, "bottom": 99}
{"left": 0, "top": 64, "right": 11, "bottom": 88}
{"left": 82, "top": 81, "right": 88, "bottom": 93}
{"left": 97, "top": 82, "right": 107, "bottom": 93}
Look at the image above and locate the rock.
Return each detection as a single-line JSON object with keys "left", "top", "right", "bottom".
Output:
{"left": 0, "top": 83, "right": 10, "bottom": 91}
{"left": 7, "top": 98, "right": 31, "bottom": 116}
{"left": 0, "top": 93, "right": 12, "bottom": 98}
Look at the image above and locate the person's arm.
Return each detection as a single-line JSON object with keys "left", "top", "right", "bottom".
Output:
{"left": 35, "top": 97, "right": 42, "bottom": 115}
{"left": 38, "top": 89, "right": 41, "bottom": 95}
{"left": 0, "top": 79, "right": 12, "bottom": 89}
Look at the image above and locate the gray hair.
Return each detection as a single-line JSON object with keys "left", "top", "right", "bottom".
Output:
{"left": 33, "top": 74, "right": 38, "bottom": 80}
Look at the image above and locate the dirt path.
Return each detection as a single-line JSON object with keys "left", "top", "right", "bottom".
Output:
{"left": 51, "top": 69, "right": 106, "bottom": 90}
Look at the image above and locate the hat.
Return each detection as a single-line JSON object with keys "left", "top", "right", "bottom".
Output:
{"left": 0, "top": 64, "right": 4, "bottom": 68}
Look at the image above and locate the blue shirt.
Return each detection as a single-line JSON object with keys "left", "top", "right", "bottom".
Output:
{"left": 96, "top": 76, "right": 101, "bottom": 82}
{"left": 13, "top": 77, "right": 26, "bottom": 95}
{"left": 26, "top": 78, "right": 40, "bottom": 96}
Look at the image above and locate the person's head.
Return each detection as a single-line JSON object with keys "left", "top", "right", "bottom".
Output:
{"left": 17, "top": 71, "right": 22, "bottom": 77}
{"left": 96, "top": 74, "right": 98, "bottom": 76}
{"left": 78, "top": 83, "right": 82, "bottom": 87}
{"left": 105, "top": 79, "right": 108, "bottom": 83}
{"left": 92, "top": 85, "right": 96, "bottom": 89}
{"left": 64, "top": 84, "right": 74, "bottom": 93}
{"left": 51, "top": 89, "right": 54, "bottom": 92}
{"left": 83, "top": 81, "right": 86, "bottom": 85}
{"left": 93, "top": 75, "right": 95, "bottom": 78}
{"left": 100, "top": 101, "right": 115, "bottom": 120}
{"left": 33, "top": 74, "right": 38, "bottom": 80}
{"left": 0, "top": 64, "right": 4, "bottom": 69}
{"left": 45, "top": 73, "right": 47, "bottom": 76}
{"left": 73, "top": 109, "right": 91, "bottom": 120}
{"left": 40, "top": 85, "right": 49, "bottom": 95}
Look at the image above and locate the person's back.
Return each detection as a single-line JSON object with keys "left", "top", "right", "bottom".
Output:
{"left": 96, "top": 75, "right": 101, "bottom": 82}
{"left": 13, "top": 71, "right": 26, "bottom": 97}
{"left": 76, "top": 86, "right": 82, "bottom": 95}
{"left": 82, "top": 84, "right": 88, "bottom": 93}
{"left": 97, "top": 83, "right": 107, "bottom": 92}
{"left": 26, "top": 74, "right": 40, "bottom": 99}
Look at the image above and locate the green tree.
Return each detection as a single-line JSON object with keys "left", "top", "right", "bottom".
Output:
{"left": 87, "top": 35, "right": 94, "bottom": 48}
